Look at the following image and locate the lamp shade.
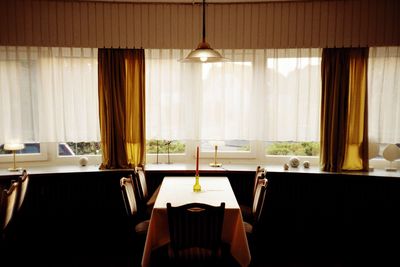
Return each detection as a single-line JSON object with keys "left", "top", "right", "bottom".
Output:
{"left": 368, "top": 142, "right": 380, "bottom": 159}
{"left": 180, "top": 42, "right": 228, "bottom": 63}
{"left": 4, "top": 143, "right": 25, "bottom": 151}
{"left": 382, "top": 144, "right": 400, "bottom": 162}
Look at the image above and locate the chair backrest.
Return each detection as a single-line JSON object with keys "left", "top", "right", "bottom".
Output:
{"left": 16, "top": 169, "right": 29, "bottom": 211}
{"left": 0, "top": 180, "right": 20, "bottom": 232}
{"left": 120, "top": 175, "right": 139, "bottom": 217}
{"left": 134, "top": 166, "right": 148, "bottom": 201}
{"left": 166, "top": 202, "right": 225, "bottom": 261}
{"left": 252, "top": 166, "right": 266, "bottom": 198}
{"left": 252, "top": 178, "right": 268, "bottom": 228}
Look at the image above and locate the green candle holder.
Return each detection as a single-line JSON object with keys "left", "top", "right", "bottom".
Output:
{"left": 193, "top": 175, "right": 201, "bottom": 192}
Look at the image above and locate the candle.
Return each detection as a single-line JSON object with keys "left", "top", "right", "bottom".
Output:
{"left": 195, "top": 146, "right": 199, "bottom": 176}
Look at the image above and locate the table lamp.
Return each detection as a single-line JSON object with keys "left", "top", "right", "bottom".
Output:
{"left": 382, "top": 144, "right": 400, "bottom": 172}
{"left": 4, "top": 143, "right": 25, "bottom": 171}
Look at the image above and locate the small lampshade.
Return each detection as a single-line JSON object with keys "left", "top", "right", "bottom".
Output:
{"left": 4, "top": 143, "right": 25, "bottom": 151}
{"left": 368, "top": 142, "right": 379, "bottom": 159}
{"left": 382, "top": 144, "right": 400, "bottom": 162}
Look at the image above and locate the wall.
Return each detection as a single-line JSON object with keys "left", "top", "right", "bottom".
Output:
{"left": 0, "top": 0, "right": 399, "bottom": 49}
{"left": 2, "top": 169, "right": 400, "bottom": 265}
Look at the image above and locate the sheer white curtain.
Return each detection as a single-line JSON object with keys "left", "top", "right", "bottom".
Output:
{"left": 368, "top": 47, "right": 400, "bottom": 144}
{"left": 0, "top": 46, "right": 99, "bottom": 144}
{"left": 146, "top": 48, "right": 322, "bottom": 141}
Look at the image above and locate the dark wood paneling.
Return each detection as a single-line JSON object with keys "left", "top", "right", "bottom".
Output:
{"left": 1, "top": 169, "right": 400, "bottom": 265}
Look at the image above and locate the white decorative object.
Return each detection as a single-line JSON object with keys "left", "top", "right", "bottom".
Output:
{"left": 283, "top": 163, "right": 289, "bottom": 170}
{"left": 79, "top": 156, "right": 89, "bottom": 167}
{"left": 289, "top": 157, "right": 300, "bottom": 168}
{"left": 382, "top": 144, "right": 400, "bottom": 171}
{"left": 303, "top": 161, "right": 310, "bottom": 168}
{"left": 368, "top": 141, "right": 380, "bottom": 171}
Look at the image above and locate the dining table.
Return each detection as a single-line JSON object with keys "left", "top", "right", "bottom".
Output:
{"left": 141, "top": 176, "right": 251, "bottom": 267}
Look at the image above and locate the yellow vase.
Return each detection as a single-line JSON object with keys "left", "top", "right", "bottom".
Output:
{"left": 193, "top": 175, "right": 201, "bottom": 192}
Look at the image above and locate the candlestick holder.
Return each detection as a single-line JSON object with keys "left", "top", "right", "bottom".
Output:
{"left": 209, "top": 145, "right": 222, "bottom": 167}
{"left": 193, "top": 175, "right": 201, "bottom": 192}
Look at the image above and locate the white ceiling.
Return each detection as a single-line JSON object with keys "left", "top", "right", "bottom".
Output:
{"left": 79, "top": 0, "right": 304, "bottom": 3}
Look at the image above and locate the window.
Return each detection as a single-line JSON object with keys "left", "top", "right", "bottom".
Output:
{"left": 58, "top": 142, "right": 102, "bottom": 157}
{"left": 0, "top": 143, "right": 41, "bottom": 155}
{"left": 146, "top": 49, "right": 322, "bottom": 163}
{"left": 0, "top": 46, "right": 99, "bottom": 164}
{"left": 146, "top": 49, "right": 321, "bottom": 142}
{"left": 146, "top": 140, "right": 185, "bottom": 154}
{"left": 0, "top": 46, "right": 99, "bottom": 145}
{"left": 0, "top": 142, "right": 47, "bottom": 163}
{"left": 368, "top": 47, "right": 400, "bottom": 152}
{"left": 265, "top": 141, "right": 320, "bottom": 156}
{"left": 201, "top": 140, "right": 250, "bottom": 152}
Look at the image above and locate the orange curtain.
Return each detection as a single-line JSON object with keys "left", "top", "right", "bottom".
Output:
{"left": 98, "top": 49, "right": 146, "bottom": 169}
{"left": 320, "top": 48, "right": 369, "bottom": 172}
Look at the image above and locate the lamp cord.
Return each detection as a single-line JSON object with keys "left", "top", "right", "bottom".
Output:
{"left": 202, "top": 0, "right": 206, "bottom": 43}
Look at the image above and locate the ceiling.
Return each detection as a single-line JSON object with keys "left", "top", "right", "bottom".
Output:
{"left": 78, "top": 0, "right": 305, "bottom": 3}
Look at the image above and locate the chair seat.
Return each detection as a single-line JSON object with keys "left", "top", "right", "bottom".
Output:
{"left": 135, "top": 219, "right": 150, "bottom": 235}
{"left": 239, "top": 204, "right": 253, "bottom": 222}
{"left": 243, "top": 221, "right": 253, "bottom": 234}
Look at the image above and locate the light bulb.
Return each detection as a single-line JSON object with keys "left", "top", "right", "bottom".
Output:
{"left": 200, "top": 56, "right": 208, "bottom": 62}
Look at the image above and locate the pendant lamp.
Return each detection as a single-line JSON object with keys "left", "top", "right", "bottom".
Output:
{"left": 180, "top": 0, "right": 228, "bottom": 63}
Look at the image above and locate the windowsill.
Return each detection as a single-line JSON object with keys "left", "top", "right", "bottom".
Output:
{"left": 145, "top": 163, "right": 400, "bottom": 178}
{"left": 0, "top": 162, "right": 399, "bottom": 178}
{"left": 0, "top": 164, "right": 129, "bottom": 178}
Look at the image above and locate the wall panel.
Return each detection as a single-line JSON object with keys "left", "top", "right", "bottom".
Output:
{"left": 64, "top": 1, "right": 73, "bottom": 47}
{"left": 95, "top": 2, "right": 104, "bottom": 47}
{"left": 32, "top": 1, "right": 42, "bottom": 46}
{"left": 7, "top": 0, "right": 17, "bottom": 45}
{"left": 88, "top": 2, "right": 97, "bottom": 47}
{"left": 118, "top": 3, "right": 127, "bottom": 48}
{"left": 16, "top": 0, "right": 26, "bottom": 45}
{"left": 280, "top": 2, "right": 289, "bottom": 48}
{"left": 304, "top": 2, "right": 313, "bottom": 48}
{"left": 48, "top": 1, "right": 58, "bottom": 46}
{"left": 72, "top": 2, "right": 82, "bottom": 46}
{"left": 1, "top": 0, "right": 398, "bottom": 49}
{"left": 56, "top": 1, "right": 65, "bottom": 46}
{"left": 272, "top": 2, "right": 282, "bottom": 48}
{"left": 310, "top": 1, "right": 321, "bottom": 48}
{"left": 296, "top": 2, "right": 306, "bottom": 48}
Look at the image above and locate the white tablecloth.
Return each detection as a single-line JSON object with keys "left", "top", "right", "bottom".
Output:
{"left": 141, "top": 176, "right": 251, "bottom": 267}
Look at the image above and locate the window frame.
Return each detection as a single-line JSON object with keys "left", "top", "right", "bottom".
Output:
{"left": 0, "top": 143, "right": 48, "bottom": 163}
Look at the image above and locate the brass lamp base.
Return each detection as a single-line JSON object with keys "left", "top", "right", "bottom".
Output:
{"left": 209, "top": 162, "right": 222, "bottom": 167}
{"left": 8, "top": 167, "right": 22, "bottom": 172}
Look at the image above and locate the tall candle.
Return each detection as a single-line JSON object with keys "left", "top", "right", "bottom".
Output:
{"left": 195, "top": 146, "right": 199, "bottom": 176}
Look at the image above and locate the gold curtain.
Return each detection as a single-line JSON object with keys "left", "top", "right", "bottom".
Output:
{"left": 125, "top": 50, "right": 146, "bottom": 167}
{"left": 320, "top": 48, "right": 369, "bottom": 172}
{"left": 98, "top": 49, "right": 146, "bottom": 169}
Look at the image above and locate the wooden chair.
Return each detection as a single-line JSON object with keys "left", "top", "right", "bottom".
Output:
{"left": 240, "top": 166, "right": 266, "bottom": 221}
{"left": 0, "top": 180, "right": 20, "bottom": 233}
{"left": 134, "top": 166, "right": 159, "bottom": 216}
{"left": 166, "top": 202, "right": 225, "bottom": 266}
{"left": 16, "top": 169, "right": 29, "bottom": 212}
{"left": 243, "top": 178, "right": 268, "bottom": 252}
{"left": 120, "top": 175, "right": 149, "bottom": 235}
{"left": 120, "top": 175, "right": 150, "bottom": 266}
